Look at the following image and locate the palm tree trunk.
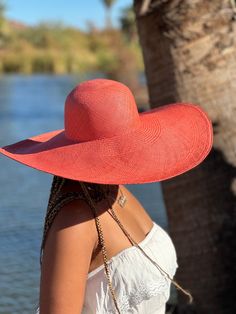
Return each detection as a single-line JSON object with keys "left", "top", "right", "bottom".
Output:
{"left": 106, "top": 7, "right": 112, "bottom": 29}
{"left": 133, "top": 0, "right": 236, "bottom": 313}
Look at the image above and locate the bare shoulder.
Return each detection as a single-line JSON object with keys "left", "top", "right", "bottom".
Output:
{"left": 40, "top": 198, "right": 98, "bottom": 313}
{"left": 51, "top": 197, "right": 98, "bottom": 239}
{"left": 46, "top": 197, "right": 99, "bottom": 252}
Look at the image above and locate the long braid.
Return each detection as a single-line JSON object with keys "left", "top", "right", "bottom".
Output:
{"left": 39, "top": 176, "right": 66, "bottom": 265}
{"left": 79, "top": 182, "right": 121, "bottom": 313}
{"left": 80, "top": 182, "right": 193, "bottom": 310}
{"left": 39, "top": 176, "right": 113, "bottom": 267}
{"left": 39, "top": 176, "right": 193, "bottom": 313}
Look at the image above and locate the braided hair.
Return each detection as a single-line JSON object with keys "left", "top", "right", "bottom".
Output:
{"left": 39, "top": 175, "right": 193, "bottom": 313}
{"left": 39, "top": 175, "right": 117, "bottom": 265}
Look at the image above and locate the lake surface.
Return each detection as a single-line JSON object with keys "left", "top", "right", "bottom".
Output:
{"left": 0, "top": 74, "right": 168, "bottom": 313}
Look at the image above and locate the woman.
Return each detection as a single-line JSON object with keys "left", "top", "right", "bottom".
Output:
{"left": 0, "top": 78, "right": 213, "bottom": 313}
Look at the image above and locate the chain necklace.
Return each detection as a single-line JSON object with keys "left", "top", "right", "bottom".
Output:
{"left": 106, "top": 187, "right": 193, "bottom": 303}
{"left": 107, "top": 188, "right": 176, "bottom": 276}
{"left": 81, "top": 182, "right": 193, "bottom": 313}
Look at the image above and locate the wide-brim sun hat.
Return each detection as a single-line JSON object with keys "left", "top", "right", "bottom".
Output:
{"left": 0, "top": 78, "right": 213, "bottom": 185}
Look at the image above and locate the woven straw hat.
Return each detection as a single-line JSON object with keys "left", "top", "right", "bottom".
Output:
{"left": 0, "top": 78, "right": 213, "bottom": 184}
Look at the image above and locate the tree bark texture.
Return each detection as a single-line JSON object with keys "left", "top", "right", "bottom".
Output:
{"left": 134, "top": 1, "right": 236, "bottom": 313}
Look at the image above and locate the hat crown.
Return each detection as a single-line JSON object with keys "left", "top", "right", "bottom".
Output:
{"left": 64, "top": 79, "right": 140, "bottom": 142}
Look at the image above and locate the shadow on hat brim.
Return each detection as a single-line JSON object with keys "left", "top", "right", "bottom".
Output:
{"left": 0, "top": 103, "right": 213, "bottom": 184}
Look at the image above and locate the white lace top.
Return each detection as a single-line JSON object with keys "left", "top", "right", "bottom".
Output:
{"left": 35, "top": 221, "right": 178, "bottom": 314}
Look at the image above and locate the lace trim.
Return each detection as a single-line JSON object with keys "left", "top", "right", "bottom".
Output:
{"left": 99, "top": 275, "right": 172, "bottom": 314}
{"left": 35, "top": 263, "right": 177, "bottom": 313}
{"left": 122, "top": 279, "right": 169, "bottom": 312}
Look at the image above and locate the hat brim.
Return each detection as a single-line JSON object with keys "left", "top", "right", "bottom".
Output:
{"left": 0, "top": 103, "right": 213, "bottom": 184}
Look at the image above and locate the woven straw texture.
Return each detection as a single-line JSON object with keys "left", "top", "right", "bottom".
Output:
{"left": 0, "top": 79, "right": 213, "bottom": 184}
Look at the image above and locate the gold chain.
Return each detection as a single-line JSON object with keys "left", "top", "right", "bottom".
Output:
{"left": 79, "top": 182, "right": 121, "bottom": 313}
{"left": 105, "top": 188, "right": 193, "bottom": 305}
{"left": 40, "top": 179, "right": 193, "bottom": 313}
{"left": 80, "top": 183, "right": 193, "bottom": 313}
{"left": 106, "top": 197, "right": 175, "bottom": 278}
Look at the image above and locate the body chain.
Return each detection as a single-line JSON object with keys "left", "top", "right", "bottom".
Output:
{"left": 40, "top": 182, "right": 193, "bottom": 313}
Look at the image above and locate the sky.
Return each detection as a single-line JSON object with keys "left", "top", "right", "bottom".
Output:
{"left": 5, "top": 0, "right": 133, "bottom": 31}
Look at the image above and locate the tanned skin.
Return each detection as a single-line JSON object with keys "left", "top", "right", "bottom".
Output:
{"left": 39, "top": 182, "right": 154, "bottom": 314}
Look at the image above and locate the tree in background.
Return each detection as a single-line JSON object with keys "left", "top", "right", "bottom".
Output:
{"left": 134, "top": 0, "right": 236, "bottom": 313}
{"left": 101, "top": 0, "right": 116, "bottom": 29}
{"left": 0, "top": 0, "right": 5, "bottom": 24}
{"left": 119, "top": 5, "right": 137, "bottom": 42}
{"left": 0, "top": 0, "right": 9, "bottom": 46}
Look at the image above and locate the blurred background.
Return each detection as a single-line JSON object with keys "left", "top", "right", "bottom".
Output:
{"left": 0, "top": 1, "right": 236, "bottom": 313}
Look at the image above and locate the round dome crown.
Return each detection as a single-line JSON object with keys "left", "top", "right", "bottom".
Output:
{"left": 64, "top": 79, "right": 140, "bottom": 142}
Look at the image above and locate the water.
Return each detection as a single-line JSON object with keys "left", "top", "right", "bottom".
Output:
{"left": 0, "top": 74, "right": 168, "bottom": 313}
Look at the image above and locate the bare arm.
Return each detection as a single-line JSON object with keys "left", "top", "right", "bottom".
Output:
{"left": 39, "top": 199, "right": 98, "bottom": 314}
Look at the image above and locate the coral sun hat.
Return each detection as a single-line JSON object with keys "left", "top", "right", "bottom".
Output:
{"left": 0, "top": 78, "right": 213, "bottom": 185}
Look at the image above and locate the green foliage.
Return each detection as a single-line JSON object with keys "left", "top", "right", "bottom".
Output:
{"left": 0, "top": 0, "right": 5, "bottom": 20}
{"left": 119, "top": 6, "right": 137, "bottom": 42}
{"left": 0, "top": 0, "right": 11, "bottom": 44}
{"left": 0, "top": 14, "right": 143, "bottom": 75}
{"left": 101, "top": 0, "right": 116, "bottom": 9}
